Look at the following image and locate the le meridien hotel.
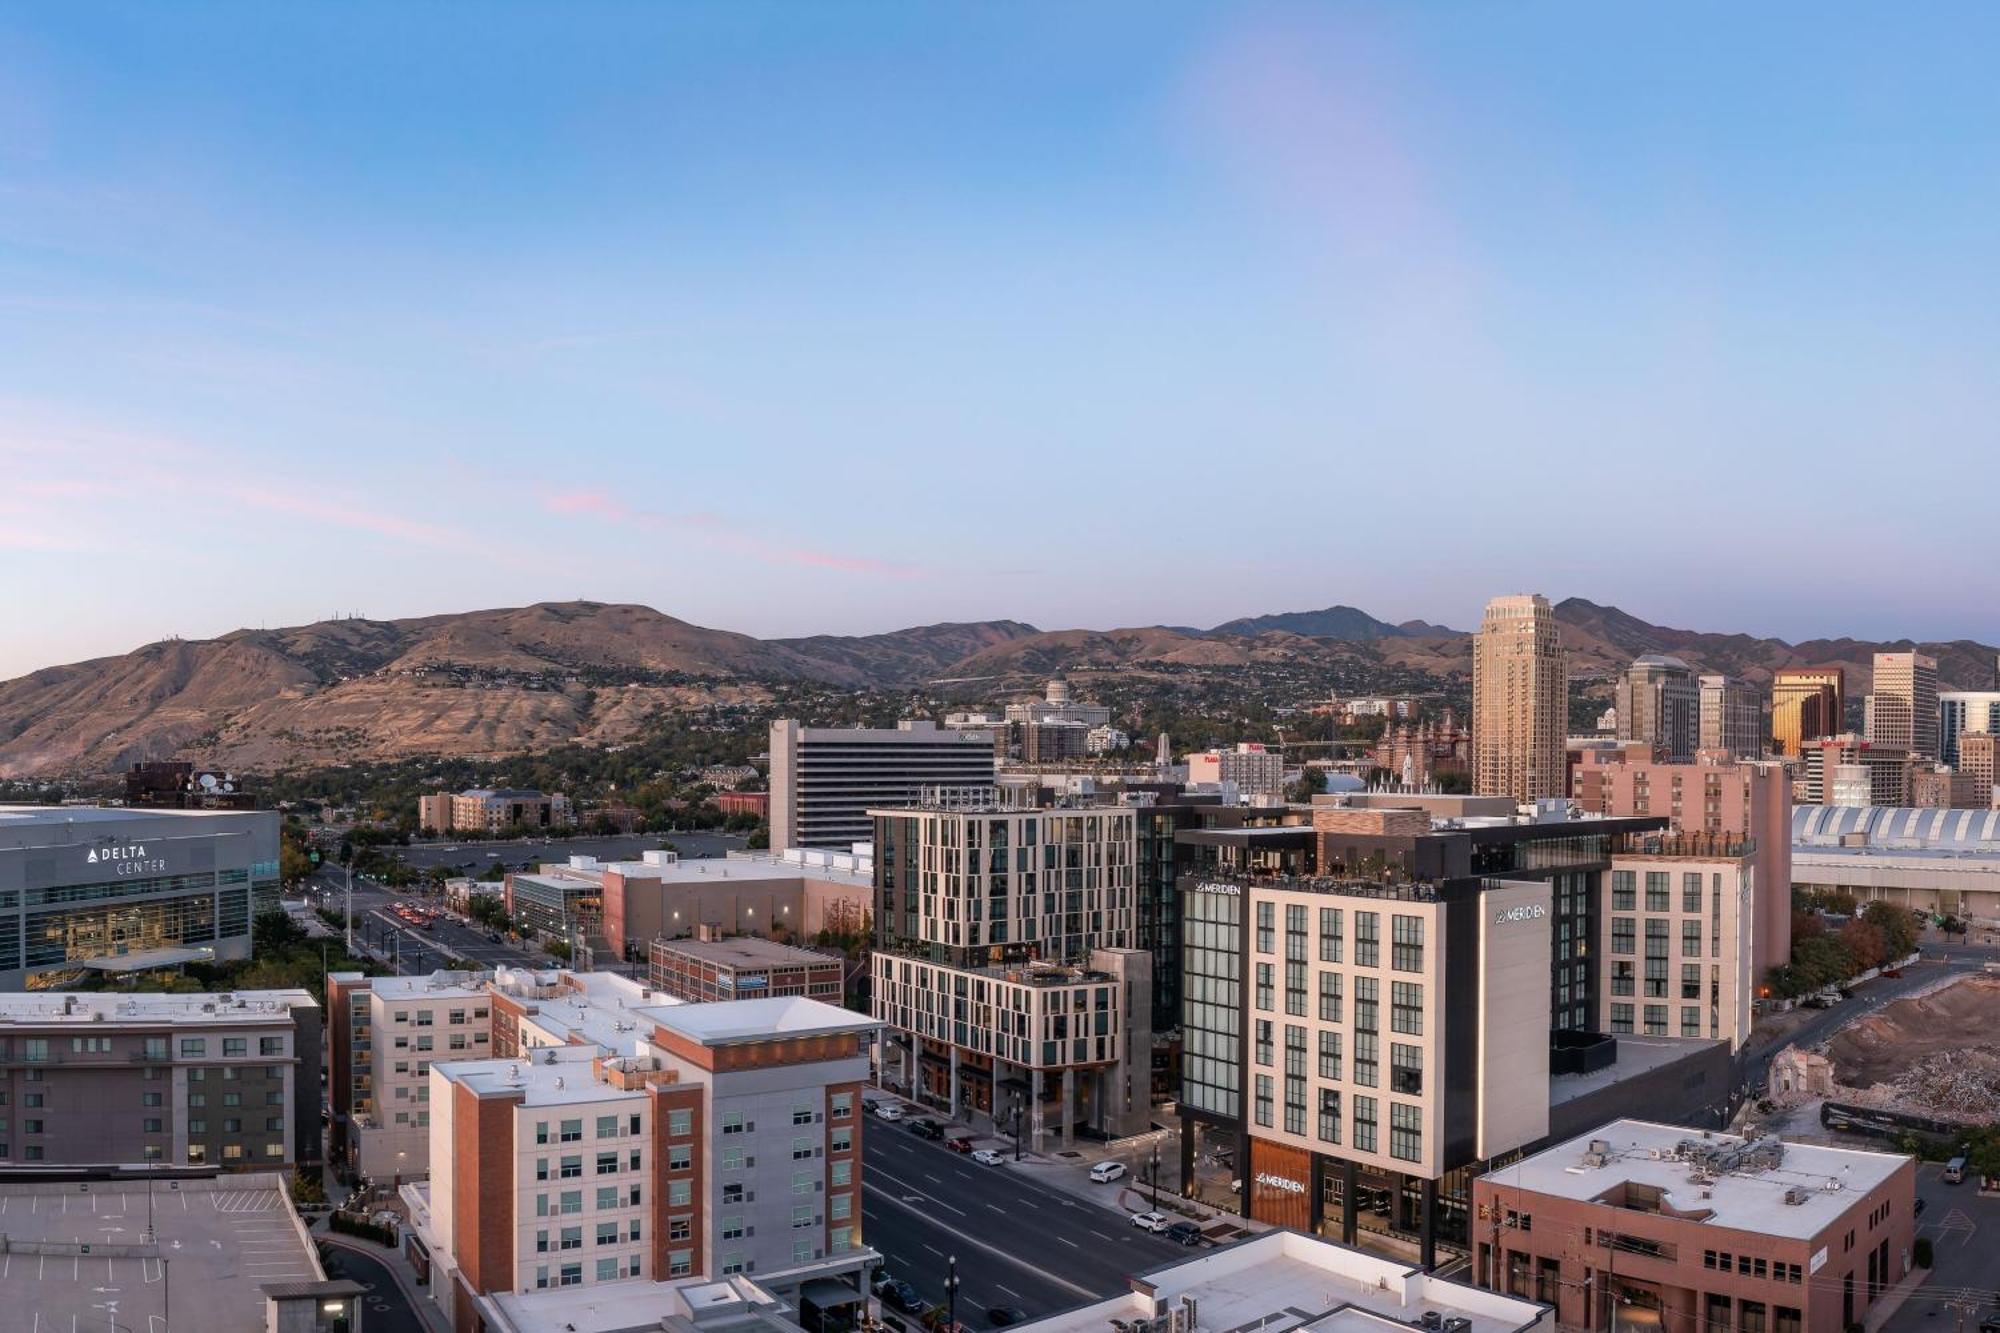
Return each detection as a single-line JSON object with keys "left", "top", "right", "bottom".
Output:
{"left": 0, "top": 807, "right": 280, "bottom": 988}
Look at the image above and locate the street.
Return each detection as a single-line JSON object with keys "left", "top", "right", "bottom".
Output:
{"left": 861, "top": 1119, "right": 1189, "bottom": 1328}
{"left": 1885, "top": 1159, "right": 2000, "bottom": 1333}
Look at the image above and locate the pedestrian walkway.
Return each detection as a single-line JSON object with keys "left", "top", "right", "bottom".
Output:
{"left": 1865, "top": 1258, "right": 1931, "bottom": 1333}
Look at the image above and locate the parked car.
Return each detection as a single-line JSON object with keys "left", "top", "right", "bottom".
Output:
{"left": 875, "top": 1279, "right": 924, "bottom": 1312}
{"left": 908, "top": 1118, "right": 945, "bottom": 1140}
{"left": 1164, "top": 1221, "right": 1205, "bottom": 1246}
{"left": 1977, "top": 1316, "right": 2000, "bottom": 1333}
{"left": 1089, "top": 1161, "right": 1127, "bottom": 1183}
{"left": 943, "top": 1136, "right": 974, "bottom": 1154}
{"left": 988, "top": 1309, "right": 1028, "bottom": 1327}
{"left": 874, "top": 1103, "right": 905, "bottom": 1122}
{"left": 971, "top": 1149, "right": 1005, "bottom": 1167}
{"left": 1130, "top": 1210, "right": 1171, "bottom": 1233}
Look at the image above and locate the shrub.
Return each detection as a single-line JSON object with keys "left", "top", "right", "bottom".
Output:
{"left": 1914, "top": 1236, "right": 1934, "bottom": 1269}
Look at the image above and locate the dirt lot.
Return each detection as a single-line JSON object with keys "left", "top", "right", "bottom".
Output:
{"left": 1827, "top": 975, "right": 2000, "bottom": 1120}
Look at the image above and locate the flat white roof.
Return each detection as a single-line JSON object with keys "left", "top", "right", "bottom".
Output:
{"left": 654, "top": 995, "right": 879, "bottom": 1046}
{"left": 549, "top": 852, "right": 873, "bottom": 890}
{"left": 0, "top": 805, "right": 254, "bottom": 827}
{"left": 1011, "top": 1231, "right": 1546, "bottom": 1333}
{"left": 479, "top": 1274, "right": 790, "bottom": 1333}
{"left": 366, "top": 969, "right": 492, "bottom": 1002}
{"left": 440, "top": 1046, "right": 644, "bottom": 1106}
{"left": 1482, "top": 1119, "right": 1909, "bottom": 1240}
{"left": 0, "top": 988, "right": 314, "bottom": 1024}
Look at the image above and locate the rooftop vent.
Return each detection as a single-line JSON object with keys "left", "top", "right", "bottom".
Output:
{"left": 1783, "top": 1186, "right": 1809, "bottom": 1206}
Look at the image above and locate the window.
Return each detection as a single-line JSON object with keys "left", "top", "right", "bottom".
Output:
{"left": 1353, "top": 1095, "right": 1377, "bottom": 1153}
{"left": 669, "top": 1216, "right": 691, "bottom": 1242}
{"left": 831, "top": 1226, "right": 853, "bottom": 1254}
{"left": 669, "top": 1179, "right": 691, "bottom": 1207}
{"left": 793, "top": 1104, "right": 817, "bottom": 1126}
{"left": 559, "top": 1226, "right": 583, "bottom": 1251}
{"left": 668, "top": 1144, "right": 691, "bottom": 1171}
{"left": 669, "top": 1249, "right": 694, "bottom": 1277}
{"left": 1645, "top": 872, "right": 1670, "bottom": 911}
{"left": 1610, "top": 1002, "right": 1634, "bottom": 1033}
{"left": 721, "top": 1216, "right": 746, "bottom": 1241}
{"left": 668, "top": 1108, "right": 692, "bottom": 1136}
{"left": 1255, "top": 1020, "right": 1273, "bottom": 1067}
{"left": 1389, "top": 1102, "right": 1422, "bottom": 1162}
{"left": 1354, "top": 912, "right": 1379, "bottom": 967}
{"left": 1390, "top": 1043, "right": 1422, "bottom": 1096}
{"left": 560, "top": 1263, "right": 582, "bottom": 1287}
{"left": 596, "top": 1151, "right": 618, "bottom": 1175}
{"left": 1318, "top": 907, "right": 1343, "bottom": 963}
{"left": 1255, "top": 963, "right": 1273, "bottom": 1012}
{"left": 722, "top": 1148, "right": 745, "bottom": 1171}
{"left": 722, "top": 1111, "right": 747, "bottom": 1135}
{"left": 1682, "top": 873, "right": 1703, "bottom": 913}
{"left": 1283, "top": 1075, "right": 1306, "bottom": 1135}
{"left": 1683, "top": 920, "right": 1702, "bottom": 956}
{"left": 1256, "top": 901, "right": 1274, "bottom": 954}
{"left": 792, "top": 1136, "right": 815, "bottom": 1161}
{"left": 1611, "top": 960, "right": 1635, "bottom": 997}
{"left": 142, "top": 1092, "right": 162, "bottom": 1108}
{"left": 597, "top": 1221, "right": 619, "bottom": 1246}
{"left": 1681, "top": 1006, "right": 1702, "bottom": 1036}
{"left": 559, "top": 1191, "right": 583, "bottom": 1214}
{"left": 1390, "top": 981, "right": 1423, "bottom": 1035}
{"left": 1317, "top": 1088, "right": 1341, "bottom": 1143}
{"left": 558, "top": 1155, "right": 582, "bottom": 1179}
{"left": 1354, "top": 976, "right": 1378, "bottom": 1032}
{"left": 1391, "top": 915, "right": 1424, "bottom": 972}
{"left": 1284, "top": 960, "right": 1307, "bottom": 1016}
{"left": 143, "top": 1118, "right": 162, "bottom": 1133}
{"left": 1353, "top": 1032, "right": 1378, "bottom": 1088}
{"left": 1612, "top": 870, "right": 1635, "bottom": 911}
{"left": 596, "top": 1114, "right": 619, "bottom": 1139}
{"left": 830, "top": 1128, "right": 852, "bottom": 1153}
{"left": 560, "top": 1119, "right": 583, "bottom": 1142}
{"left": 1318, "top": 971, "right": 1342, "bottom": 1023}
{"left": 792, "top": 1204, "right": 815, "bottom": 1229}
{"left": 1318, "top": 1030, "right": 1342, "bottom": 1081}
{"left": 831, "top": 1092, "right": 852, "bottom": 1119}
{"left": 1643, "top": 1005, "right": 1667, "bottom": 1036}
{"left": 1254, "top": 1075, "right": 1273, "bottom": 1127}
{"left": 597, "top": 1257, "right": 621, "bottom": 1281}
{"left": 1611, "top": 918, "right": 1635, "bottom": 955}
{"left": 222, "top": 1038, "right": 246, "bottom": 1057}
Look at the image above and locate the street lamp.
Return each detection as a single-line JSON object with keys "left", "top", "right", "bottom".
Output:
{"left": 944, "top": 1254, "right": 960, "bottom": 1333}
{"left": 1149, "top": 1142, "right": 1161, "bottom": 1210}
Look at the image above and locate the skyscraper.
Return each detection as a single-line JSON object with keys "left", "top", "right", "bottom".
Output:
{"left": 1866, "top": 651, "right": 1940, "bottom": 760}
{"left": 1939, "top": 691, "right": 2000, "bottom": 766}
{"left": 1615, "top": 654, "right": 1699, "bottom": 760}
{"left": 1698, "top": 674, "right": 1764, "bottom": 757}
{"left": 1770, "top": 667, "right": 1845, "bottom": 757}
{"left": 1472, "top": 593, "right": 1567, "bottom": 801}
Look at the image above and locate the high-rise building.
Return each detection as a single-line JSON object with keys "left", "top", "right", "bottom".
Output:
{"left": 1698, "top": 673, "right": 1764, "bottom": 757}
{"left": 1800, "top": 735, "right": 1912, "bottom": 807}
{"left": 769, "top": 721, "right": 996, "bottom": 852}
{"left": 1615, "top": 655, "right": 1699, "bottom": 760}
{"left": 870, "top": 787, "right": 1152, "bottom": 1148}
{"left": 1771, "top": 667, "right": 1845, "bottom": 757}
{"left": 1939, "top": 691, "right": 2000, "bottom": 766}
{"left": 1471, "top": 594, "right": 1567, "bottom": 802}
{"left": 1866, "top": 651, "right": 1940, "bottom": 760}
{"left": 1185, "top": 742, "right": 1286, "bottom": 798}
{"left": 1956, "top": 733, "right": 2000, "bottom": 809}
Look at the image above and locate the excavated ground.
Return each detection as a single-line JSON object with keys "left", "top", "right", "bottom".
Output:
{"left": 1825, "top": 975, "right": 2000, "bottom": 1121}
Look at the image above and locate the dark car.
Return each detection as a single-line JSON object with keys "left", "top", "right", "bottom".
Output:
{"left": 1164, "top": 1221, "right": 1205, "bottom": 1246}
{"left": 875, "top": 1278, "right": 924, "bottom": 1312}
{"left": 944, "top": 1136, "right": 974, "bottom": 1154}
{"left": 909, "top": 1119, "right": 945, "bottom": 1140}
{"left": 1977, "top": 1316, "right": 2000, "bottom": 1333}
{"left": 988, "top": 1308, "right": 1028, "bottom": 1326}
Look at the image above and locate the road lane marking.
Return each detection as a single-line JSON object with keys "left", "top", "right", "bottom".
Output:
{"left": 1057, "top": 1237, "right": 1080, "bottom": 1248}
{"left": 862, "top": 1189, "right": 1095, "bottom": 1299}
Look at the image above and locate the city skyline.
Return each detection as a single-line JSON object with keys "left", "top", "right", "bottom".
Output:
{"left": 8, "top": 3, "right": 2000, "bottom": 678}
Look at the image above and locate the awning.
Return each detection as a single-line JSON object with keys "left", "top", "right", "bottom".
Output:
{"left": 801, "top": 1278, "right": 866, "bottom": 1308}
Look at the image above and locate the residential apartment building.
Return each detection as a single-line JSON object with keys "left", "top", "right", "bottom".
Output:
{"left": 1185, "top": 743, "right": 1286, "bottom": 799}
{"left": 1938, "top": 690, "right": 2000, "bottom": 766}
{"left": 1570, "top": 746, "right": 1791, "bottom": 974}
{"left": 0, "top": 989, "right": 319, "bottom": 1171}
{"left": 1177, "top": 804, "right": 1737, "bottom": 1268}
{"left": 769, "top": 720, "right": 996, "bottom": 853}
{"left": 647, "top": 933, "right": 843, "bottom": 1003}
{"left": 1601, "top": 836, "right": 1758, "bottom": 1051}
{"left": 327, "top": 970, "right": 493, "bottom": 1180}
{"left": 870, "top": 788, "right": 1153, "bottom": 1147}
{"left": 1699, "top": 674, "right": 1764, "bottom": 758}
{"left": 0, "top": 806, "right": 280, "bottom": 987}
{"left": 1474, "top": 1120, "right": 1915, "bottom": 1333}
{"left": 1865, "top": 651, "right": 1939, "bottom": 760}
{"left": 1770, "top": 668, "right": 1845, "bottom": 758}
{"left": 1800, "top": 736, "right": 1911, "bottom": 807}
{"left": 1472, "top": 594, "right": 1568, "bottom": 802}
{"left": 1616, "top": 655, "right": 1699, "bottom": 761}
{"left": 409, "top": 991, "right": 879, "bottom": 1330}
{"left": 420, "top": 789, "right": 573, "bottom": 836}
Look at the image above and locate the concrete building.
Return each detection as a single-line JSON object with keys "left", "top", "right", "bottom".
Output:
{"left": 1003, "top": 678, "right": 1113, "bottom": 730}
{"left": 1770, "top": 668, "right": 1845, "bottom": 758}
{"left": 1009, "top": 1230, "right": 1548, "bottom": 1333}
{"left": 422, "top": 789, "right": 574, "bottom": 836}
{"left": 1955, "top": 732, "right": 2000, "bottom": 809}
{"left": 507, "top": 865, "right": 605, "bottom": 941}
{"left": 648, "top": 933, "right": 843, "bottom": 1003}
{"left": 870, "top": 787, "right": 1153, "bottom": 1147}
{"left": 1938, "top": 690, "right": 2000, "bottom": 766}
{"left": 1177, "top": 805, "right": 1737, "bottom": 1268}
{"left": 1185, "top": 743, "right": 1287, "bottom": 799}
{"left": 1865, "top": 651, "right": 1939, "bottom": 760}
{"left": 713, "top": 791, "right": 770, "bottom": 820}
{"left": 1792, "top": 804, "right": 2000, "bottom": 925}
{"left": 1473, "top": 1120, "right": 1915, "bottom": 1333}
{"left": 0, "top": 988, "right": 319, "bottom": 1171}
{"left": 327, "top": 969, "right": 493, "bottom": 1180}
{"left": 1472, "top": 594, "right": 1568, "bottom": 802}
{"left": 1699, "top": 674, "right": 1764, "bottom": 758}
{"left": 1570, "top": 746, "right": 1792, "bottom": 975}
{"left": 405, "top": 987, "right": 879, "bottom": 1330}
{"left": 1602, "top": 836, "right": 1758, "bottom": 1051}
{"left": 1616, "top": 655, "right": 1699, "bottom": 762}
{"left": 769, "top": 720, "right": 996, "bottom": 853}
{"left": 1799, "top": 736, "right": 1910, "bottom": 807}
{"left": 0, "top": 805, "right": 280, "bottom": 988}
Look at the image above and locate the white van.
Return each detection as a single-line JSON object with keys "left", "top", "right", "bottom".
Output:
{"left": 1944, "top": 1156, "right": 1968, "bottom": 1184}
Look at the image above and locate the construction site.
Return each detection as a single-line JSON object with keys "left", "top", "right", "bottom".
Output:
{"left": 1817, "top": 973, "right": 2000, "bottom": 1124}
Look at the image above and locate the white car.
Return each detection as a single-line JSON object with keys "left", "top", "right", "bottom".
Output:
{"left": 1089, "top": 1161, "right": 1127, "bottom": 1183}
{"left": 873, "top": 1103, "right": 905, "bottom": 1122}
{"left": 1130, "top": 1211, "right": 1170, "bottom": 1233}
{"left": 971, "top": 1149, "right": 1004, "bottom": 1167}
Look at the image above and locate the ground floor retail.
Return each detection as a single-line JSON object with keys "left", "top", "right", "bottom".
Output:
{"left": 875, "top": 1031, "right": 1135, "bottom": 1150}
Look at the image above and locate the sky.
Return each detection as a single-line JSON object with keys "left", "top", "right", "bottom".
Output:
{"left": 4, "top": 2, "right": 1999, "bottom": 678}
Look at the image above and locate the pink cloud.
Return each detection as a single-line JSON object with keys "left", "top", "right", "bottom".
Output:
{"left": 538, "top": 489, "right": 918, "bottom": 578}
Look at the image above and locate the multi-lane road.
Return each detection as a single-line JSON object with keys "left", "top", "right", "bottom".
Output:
{"left": 861, "top": 1115, "right": 1188, "bottom": 1328}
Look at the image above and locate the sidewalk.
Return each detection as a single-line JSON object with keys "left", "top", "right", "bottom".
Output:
{"left": 315, "top": 1222, "right": 450, "bottom": 1333}
{"left": 1865, "top": 1259, "right": 1932, "bottom": 1333}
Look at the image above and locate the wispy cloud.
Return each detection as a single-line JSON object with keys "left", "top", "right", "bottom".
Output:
{"left": 540, "top": 488, "right": 920, "bottom": 578}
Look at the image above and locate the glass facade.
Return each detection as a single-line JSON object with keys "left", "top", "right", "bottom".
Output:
{"left": 1180, "top": 885, "right": 1241, "bottom": 1119}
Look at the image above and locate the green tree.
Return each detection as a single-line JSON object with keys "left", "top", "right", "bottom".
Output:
{"left": 1861, "top": 901, "right": 1920, "bottom": 961}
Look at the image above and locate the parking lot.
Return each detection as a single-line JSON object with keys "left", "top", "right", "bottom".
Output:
{"left": 0, "top": 1177, "right": 319, "bottom": 1333}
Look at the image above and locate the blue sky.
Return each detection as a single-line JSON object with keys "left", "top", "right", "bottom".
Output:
{"left": 3, "top": 2, "right": 1997, "bottom": 677}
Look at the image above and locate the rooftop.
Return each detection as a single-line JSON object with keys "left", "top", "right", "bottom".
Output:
{"left": 492, "top": 968, "right": 686, "bottom": 1053}
{"left": 0, "top": 988, "right": 315, "bottom": 1025}
{"left": 652, "top": 935, "right": 839, "bottom": 969}
{"left": 364, "top": 968, "right": 493, "bottom": 1001}
{"left": 0, "top": 1174, "right": 320, "bottom": 1332}
{"left": 655, "top": 995, "right": 880, "bottom": 1046}
{"left": 1009, "top": 1231, "right": 1545, "bottom": 1333}
{"left": 0, "top": 804, "right": 257, "bottom": 828}
{"left": 1549, "top": 1034, "right": 1721, "bottom": 1106}
{"left": 1795, "top": 805, "right": 2000, "bottom": 858}
{"left": 442, "top": 1044, "right": 645, "bottom": 1105}
{"left": 543, "top": 849, "right": 874, "bottom": 890}
{"left": 1482, "top": 1119, "right": 1909, "bottom": 1240}
{"left": 476, "top": 1273, "right": 806, "bottom": 1333}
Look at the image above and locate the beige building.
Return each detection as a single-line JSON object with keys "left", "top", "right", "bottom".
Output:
{"left": 1957, "top": 733, "right": 2000, "bottom": 809}
{"left": 1616, "top": 655, "right": 1699, "bottom": 761}
{"left": 327, "top": 970, "right": 494, "bottom": 1180}
{"left": 1698, "top": 673, "right": 1764, "bottom": 757}
{"left": 1601, "top": 839, "right": 1758, "bottom": 1051}
{"left": 1800, "top": 735, "right": 1911, "bottom": 806}
{"left": 1472, "top": 594, "right": 1567, "bottom": 802}
{"left": 1186, "top": 742, "right": 1287, "bottom": 799}
{"left": 1866, "top": 650, "right": 1939, "bottom": 760}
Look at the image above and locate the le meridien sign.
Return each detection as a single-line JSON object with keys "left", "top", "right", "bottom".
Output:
{"left": 84, "top": 844, "right": 168, "bottom": 877}
{"left": 1254, "top": 1172, "right": 1305, "bottom": 1195}
{"left": 1192, "top": 881, "right": 1241, "bottom": 896}
{"left": 1492, "top": 903, "right": 1548, "bottom": 926}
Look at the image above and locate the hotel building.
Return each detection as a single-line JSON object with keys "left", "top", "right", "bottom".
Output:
{"left": 327, "top": 969, "right": 494, "bottom": 1180}
{"left": 769, "top": 720, "right": 996, "bottom": 853}
{"left": 1472, "top": 595, "right": 1568, "bottom": 802}
{"left": 1770, "top": 669, "right": 1845, "bottom": 759}
{"left": 869, "top": 787, "right": 1154, "bottom": 1147}
{"left": 1601, "top": 836, "right": 1758, "bottom": 1051}
{"left": 0, "top": 806, "right": 280, "bottom": 988}
{"left": 1474, "top": 1120, "right": 1914, "bottom": 1333}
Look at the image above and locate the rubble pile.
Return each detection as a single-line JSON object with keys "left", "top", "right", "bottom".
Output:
{"left": 1872, "top": 1049, "right": 2000, "bottom": 1122}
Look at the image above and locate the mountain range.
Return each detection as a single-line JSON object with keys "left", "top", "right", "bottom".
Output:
{"left": 1, "top": 598, "right": 1993, "bottom": 778}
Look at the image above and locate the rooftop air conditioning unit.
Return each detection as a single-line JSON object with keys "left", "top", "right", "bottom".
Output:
{"left": 1420, "top": 1311, "right": 1445, "bottom": 1331}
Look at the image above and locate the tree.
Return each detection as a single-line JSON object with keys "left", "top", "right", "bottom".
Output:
{"left": 253, "top": 908, "right": 309, "bottom": 957}
{"left": 1861, "top": 901, "right": 1920, "bottom": 961}
{"left": 1837, "top": 920, "right": 1888, "bottom": 973}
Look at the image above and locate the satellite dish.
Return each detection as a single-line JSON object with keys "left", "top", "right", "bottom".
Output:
{"left": 199, "top": 774, "right": 218, "bottom": 791}
{"left": 222, "top": 782, "right": 235, "bottom": 793}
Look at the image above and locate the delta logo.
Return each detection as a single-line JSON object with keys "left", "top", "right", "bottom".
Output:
{"left": 86, "top": 845, "right": 146, "bottom": 864}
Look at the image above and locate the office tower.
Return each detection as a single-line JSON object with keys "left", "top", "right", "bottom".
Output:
{"left": 1185, "top": 742, "right": 1287, "bottom": 798}
{"left": 1957, "top": 733, "right": 2000, "bottom": 808}
{"left": 870, "top": 787, "right": 1152, "bottom": 1147}
{"left": 1615, "top": 655, "right": 1699, "bottom": 760}
{"left": 1770, "top": 667, "right": 1845, "bottom": 757}
{"left": 1698, "top": 674, "right": 1763, "bottom": 757}
{"left": 1471, "top": 594, "right": 1567, "bottom": 801}
{"left": 768, "top": 720, "right": 996, "bottom": 852}
{"left": 1938, "top": 691, "right": 2000, "bottom": 766}
{"left": 1801, "top": 735, "right": 1912, "bottom": 806}
{"left": 1866, "top": 652, "right": 1940, "bottom": 760}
